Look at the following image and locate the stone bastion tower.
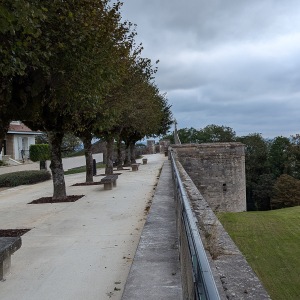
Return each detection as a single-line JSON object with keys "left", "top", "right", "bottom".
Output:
{"left": 172, "top": 142, "right": 246, "bottom": 212}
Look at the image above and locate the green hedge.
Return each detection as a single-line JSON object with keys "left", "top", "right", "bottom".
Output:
{"left": 0, "top": 170, "right": 51, "bottom": 187}
{"left": 29, "top": 144, "right": 50, "bottom": 162}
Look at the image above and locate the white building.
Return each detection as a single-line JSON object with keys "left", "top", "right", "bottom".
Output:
{"left": 0, "top": 121, "right": 41, "bottom": 162}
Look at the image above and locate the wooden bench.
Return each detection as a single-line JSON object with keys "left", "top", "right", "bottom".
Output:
{"left": 131, "top": 163, "right": 139, "bottom": 171}
{"left": 100, "top": 174, "right": 118, "bottom": 190}
{"left": 0, "top": 237, "right": 22, "bottom": 280}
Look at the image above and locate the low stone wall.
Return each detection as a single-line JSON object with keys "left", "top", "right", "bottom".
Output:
{"left": 173, "top": 174, "right": 227, "bottom": 299}
{"left": 176, "top": 159, "right": 271, "bottom": 299}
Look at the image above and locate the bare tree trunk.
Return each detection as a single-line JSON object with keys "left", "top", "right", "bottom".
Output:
{"left": 82, "top": 134, "right": 93, "bottom": 183}
{"left": 123, "top": 142, "right": 131, "bottom": 166}
{"left": 105, "top": 136, "right": 114, "bottom": 175}
{"left": 116, "top": 138, "right": 123, "bottom": 170}
{"left": 130, "top": 142, "right": 136, "bottom": 164}
{"left": 48, "top": 131, "right": 67, "bottom": 200}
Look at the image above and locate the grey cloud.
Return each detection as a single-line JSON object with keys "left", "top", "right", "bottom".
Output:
{"left": 121, "top": 0, "right": 300, "bottom": 138}
{"left": 123, "top": 0, "right": 300, "bottom": 48}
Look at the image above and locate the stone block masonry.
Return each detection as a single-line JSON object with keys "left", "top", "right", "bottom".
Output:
{"left": 176, "top": 160, "right": 271, "bottom": 299}
{"left": 172, "top": 143, "right": 246, "bottom": 212}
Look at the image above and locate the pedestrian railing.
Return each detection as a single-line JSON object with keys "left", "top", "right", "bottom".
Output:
{"left": 170, "top": 151, "right": 221, "bottom": 300}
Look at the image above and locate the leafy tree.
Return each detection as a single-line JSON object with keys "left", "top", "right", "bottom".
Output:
{"left": 175, "top": 127, "right": 199, "bottom": 144}
{"left": 119, "top": 84, "right": 172, "bottom": 167}
{"left": 271, "top": 174, "right": 300, "bottom": 209}
{"left": 0, "top": 0, "right": 47, "bottom": 153}
{"left": 288, "top": 134, "right": 300, "bottom": 179}
{"left": 161, "top": 131, "right": 175, "bottom": 144}
{"left": 252, "top": 174, "right": 276, "bottom": 210}
{"left": 237, "top": 133, "right": 269, "bottom": 210}
{"left": 198, "top": 124, "right": 236, "bottom": 143}
{"left": 3, "top": 0, "right": 136, "bottom": 198}
{"left": 94, "top": 54, "right": 172, "bottom": 174}
{"left": 168, "top": 125, "right": 236, "bottom": 144}
{"left": 72, "top": 41, "right": 150, "bottom": 179}
{"left": 268, "top": 136, "right": 292, "bottom": 178}
{"left": 237, "top": 134, "right": 269, "bottom": 180}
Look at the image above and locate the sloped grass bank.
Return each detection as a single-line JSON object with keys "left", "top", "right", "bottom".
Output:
{"left": 218, "top": 207, "right": 300, "bottom": 300}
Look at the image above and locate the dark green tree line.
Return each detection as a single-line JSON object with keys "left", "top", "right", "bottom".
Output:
{"left": 163, "top": 124, "right": 236, "bottom": 144}
{"left": 163, "top": 125, "right": 300, "bottom": 210}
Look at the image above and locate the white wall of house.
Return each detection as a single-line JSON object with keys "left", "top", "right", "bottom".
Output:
{"left": 14, "top": 135, "right": 36, "bottom": 160}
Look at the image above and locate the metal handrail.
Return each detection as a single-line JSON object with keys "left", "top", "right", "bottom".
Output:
{"left": 170, "top": 151, "right": 221, "bottom": 300}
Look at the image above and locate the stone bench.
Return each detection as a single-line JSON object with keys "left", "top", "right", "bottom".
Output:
{"left": 142, "top": 158, "right": 148, "bottom": 165}
{"left": 131, "top": 163, "right": 139, "bottom": 171}
{"left": 100, "top": 174, "right": 118, "bottom": 190}
{"left": 0, "top": 237, "right": 22, "bottom": 280}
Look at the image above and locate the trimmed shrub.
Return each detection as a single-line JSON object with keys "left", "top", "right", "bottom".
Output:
{"left": 0, "top": 170, "right": 51, "bottom": 187}
{"left": 29, "top": 144, "right": 50, "bottom": 162}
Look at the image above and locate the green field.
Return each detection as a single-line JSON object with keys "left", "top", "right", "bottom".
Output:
{"left": 218, "top": 206, "right": 300, "bottom": 300}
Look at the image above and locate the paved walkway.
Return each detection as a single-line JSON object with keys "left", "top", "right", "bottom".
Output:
{"left": 0, "top": 154, "right": 181, "bottom": 300}
{"left": 0, "top": 161, "right": 40, "bottom": 175}
{"left": 122, "top": 160, "right": 182, "bottom": 299}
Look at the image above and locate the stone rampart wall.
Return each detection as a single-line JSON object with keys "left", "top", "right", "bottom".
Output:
{"left": 175, "top": 159, "right": 270, "bottom": 299}
{"left": 172, "top": 143, "right": 246, "bottom": 212}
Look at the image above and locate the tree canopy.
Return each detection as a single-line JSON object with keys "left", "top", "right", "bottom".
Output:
{"left": 271, "top": 174, "right": 300, "bottom": 209}
{"left": 1, "top": 0, "right": 172, "bottom": 198}
{"left": 163, "top": 124, "right": 236, "bottom": 144}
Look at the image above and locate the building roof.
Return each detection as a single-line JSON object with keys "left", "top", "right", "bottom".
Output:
{"left": 7, "top": 122, "right": 41, "bottom": 135}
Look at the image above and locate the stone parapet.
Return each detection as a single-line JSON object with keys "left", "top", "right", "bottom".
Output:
{"left": 176, "top": 160, "right": 271, "bottom": 299}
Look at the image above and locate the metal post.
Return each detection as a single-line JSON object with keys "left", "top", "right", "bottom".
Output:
{"left": 93, "top": 159, "right": 97, "bottom": 176}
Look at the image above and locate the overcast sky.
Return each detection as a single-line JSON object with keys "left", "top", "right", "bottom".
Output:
{"left": 121, "top": 0, "right": 300, "bottom": 138}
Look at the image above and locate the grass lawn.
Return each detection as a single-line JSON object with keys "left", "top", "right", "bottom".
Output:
{"left": 64, "top": 163, "right": 105, "bottom": 175}
{"left": 218, "top": 206, "right": 300, "bottom": 300}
